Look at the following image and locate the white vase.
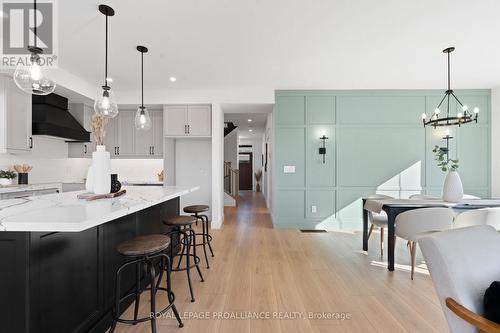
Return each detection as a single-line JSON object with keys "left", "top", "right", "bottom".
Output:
{"left": 85, "top": 165, "right": 93, "bottom": 192}
{"left": 442, "top": 171, "right": 464, "bottom": 202}
{"left": 92, "top": 145, "right": 111, "bottom": 195}
{"left": 0, "top": 178, "right": 12, "bottom": 186}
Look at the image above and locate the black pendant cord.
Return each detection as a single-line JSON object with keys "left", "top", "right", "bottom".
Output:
{"left": 33, "top": 0, "right": 37, "bottom": 48}
{"left": 141, "top": 51, "right": 144, "bottom": 108}
{"left": 104, "top": 13, "right": 108, "bottom": 87}
{"left": 447, "top": 50, "right": 451, "bottom": 92}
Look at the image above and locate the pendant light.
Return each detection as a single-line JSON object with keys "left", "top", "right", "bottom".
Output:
{"left": 134, "top": 46, "right": 151, "bottom": 130}
{"left": 94, "top": 5, "right": 118, "bottom": 118}
{"left": 13, "top": 0, "right": 56, "bottom": 95}
{"left": 422, "top": 47, "right": 479, "bottom": 128}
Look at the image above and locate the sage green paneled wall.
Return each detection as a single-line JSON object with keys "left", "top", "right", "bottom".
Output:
{"left": 273, "top": 90, "right": 491, "bottom": 229}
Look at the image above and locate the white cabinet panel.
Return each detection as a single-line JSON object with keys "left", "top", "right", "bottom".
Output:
{"left": 187, "top": 105, "right": 211, "bottom": 136}
{"left": 164, "top": 105, "right": 187, "bottom": 136}
{"left": 152, "top": 110, "right": 163, "bottom": 156}
{"left": 0, "top": 76, "right": 32, "bottom": 153}
{"left": 104, "top": 116, "right": 118, "bottom": 156}
{"left": 117, "top": 111, "right": 135, "bottom": 156}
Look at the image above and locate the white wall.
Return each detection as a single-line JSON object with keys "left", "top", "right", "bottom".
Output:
{"left": 175, "top": 138, "right": 212, "bottom": 217}
{"left": 223, "top": 128, "right": 239, "bottom": 169}
{"left": 492, "top": 86, "right": 500, "bottom": 197}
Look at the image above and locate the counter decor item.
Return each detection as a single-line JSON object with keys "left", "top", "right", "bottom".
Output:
{"left": 77, "top": 189, "right": 126, "bottom": 201}
{"left": 90, "top": 113, "right": 111, "bottom": 194}
{"left": 158, "top": 170, "right": 164, "bottom": 182}
{"left": 0, "top": 170, "right": 16, "bottom": 186}
{"left": 14, "top": 164, "right": 32, "bottom": 185}
{"left": 433, "top": 145, "right": 463, "bottom": 202}
{"left": 110, "top": 174, "right": 121, "bottom": 193}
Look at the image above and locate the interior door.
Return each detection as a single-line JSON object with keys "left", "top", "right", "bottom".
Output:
{"left": 165, "top": 105, "right": 187, "bottom": 136}
{"left": 187, "top": 105, "right": 211, "bottom": 136}
{"left": 239, "top": 152, "right": 253, "bottom": 190}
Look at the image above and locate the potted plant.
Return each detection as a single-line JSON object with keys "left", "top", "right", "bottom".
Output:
{"left": 432, "top": 145, "right": 462, "bottom": 202}
{"left": 0, "top": 170, "right": 17, "bottom": 186}
{"left": 255, "top": 169, "right": 262, "bottom": 192}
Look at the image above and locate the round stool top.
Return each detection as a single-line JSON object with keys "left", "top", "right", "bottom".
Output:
{"left": 117, "top": 234, "right": 170, "bottom": 257}
{"left": 183, "top": 205, "right": 209, "bottom": 214}
{"left": 164, "top": 215, "right": 197, "bottom": 226}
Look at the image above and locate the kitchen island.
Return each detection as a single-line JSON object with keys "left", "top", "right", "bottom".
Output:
{"left": 0, "top": 186, "right": 198, "bottom": 333}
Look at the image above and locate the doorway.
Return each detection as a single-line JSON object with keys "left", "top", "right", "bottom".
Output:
{"left": 239, "top": 151, "right": 253, "bottom": 190}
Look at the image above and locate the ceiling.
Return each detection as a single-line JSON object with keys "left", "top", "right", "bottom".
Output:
{"left": 224, "top": 112, "right": 268, "bottom": 139}
{"left": 57, "top": 0, "right": 500, "bottom": 100}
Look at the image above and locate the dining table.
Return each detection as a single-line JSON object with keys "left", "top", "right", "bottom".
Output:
{"left": 362, "top": 197, "right": 500, "bottom": 271}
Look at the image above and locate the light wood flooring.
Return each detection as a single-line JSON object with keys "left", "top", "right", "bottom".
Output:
{"left": 112, "top": 191, "right": 448, "bottom": 333}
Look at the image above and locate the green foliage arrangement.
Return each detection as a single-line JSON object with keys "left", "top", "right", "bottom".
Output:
{"left": 432, "top": 145, "right": 459, "bottom": 172}
{"left": 0, "top": 170, "right": 17, "bottom": 179}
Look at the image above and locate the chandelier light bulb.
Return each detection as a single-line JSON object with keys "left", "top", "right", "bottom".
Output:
{"left": 462, "top": 104, "right": 469, "bottom": 111}
{"left": 457, "top": 112, "right": 463, "bottom": 118}
{"left": 474, "top": 107, "right": 479, "bottom": 114}
{"left": 421, "top": 113, "right": 427, "bottom": 119}
{"left": 434, "top": 108, "right": 440, "bottom": 114}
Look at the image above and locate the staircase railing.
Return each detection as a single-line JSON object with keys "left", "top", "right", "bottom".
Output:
{"left": 224, "top": 161, "right": 239, "bottom": 201}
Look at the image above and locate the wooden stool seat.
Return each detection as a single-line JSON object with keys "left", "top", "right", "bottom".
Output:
{"left": 183, "top": 205, "right": 209, "bottom": 214}
{"left": 117, "top": 234, "right": 170, "bottom": 257}
{"left": 164, "top": 215, "right": 197, "bottom": 226}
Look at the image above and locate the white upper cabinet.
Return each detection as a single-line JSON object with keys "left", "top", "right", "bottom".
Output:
{"left": 164, "top": 104, "right": 211, "bottom": 137}
{"left": 0, "top": 75, "right": 32, "bottom": 154}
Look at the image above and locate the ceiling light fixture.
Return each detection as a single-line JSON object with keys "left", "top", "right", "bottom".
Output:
{"left": 94, "top": 4, "right": 118, "bottom": 118}
{"left": 249, "top": 129, "right": 253, "bottom": 132}
{"left": 134, "top": 45, "right": 151, "bottom": 131}
{"left": 248, "top": 119, "right": 252, "bottom": 122}
{"left": 422, "top": 47, "right": 478, "bottom": 128}
{"left": 169, "top": 77, "right": 176, "bottom": 82}
{"left": 13, "top": 0, "right": 56, "bottom": 95}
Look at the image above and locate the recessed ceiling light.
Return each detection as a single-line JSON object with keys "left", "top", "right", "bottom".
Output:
{"left": 248, "top": 119, "right": 252, "bottom": 122}
{"left": 106, "top": 77, "right": 113, "bottom": 83}
{"left": 249, "top": 129, "right": 253, "bottom": 132}
{"left": 169, "top": 77, "right": 177, "bottom": 82}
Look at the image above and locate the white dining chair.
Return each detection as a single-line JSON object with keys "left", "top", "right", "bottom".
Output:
{"left": 454, "top": 208, "right": 500, "bottom": 230}
{"left": 367, "top": 194, "right": 394, "bottom": 257}
{"left": 409, "top": 194, "right": 440, "bottom": 200}
{"left": 419, "top": 226, "right": 500, "bottom": 333}
{"left": 395, "top": 207, "right": 454, "bottom": 279}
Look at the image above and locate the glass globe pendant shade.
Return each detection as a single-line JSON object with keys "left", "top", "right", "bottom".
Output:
{"left": 13, "top": 49, "right": 56, "bottom": 95}
{"left": 94, "top": 86, "right": 118, "bottom": 118}
{"left": 134, "top": 106, "right": 151, "bottom": 130}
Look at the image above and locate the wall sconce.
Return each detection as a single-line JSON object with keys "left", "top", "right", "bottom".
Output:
{"left": 319, "top": 135, "right": 328, "bottom": 164}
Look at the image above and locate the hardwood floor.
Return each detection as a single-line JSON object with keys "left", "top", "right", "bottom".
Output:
{"left": 112, "top": 191, "right": 448, "bottom": 333}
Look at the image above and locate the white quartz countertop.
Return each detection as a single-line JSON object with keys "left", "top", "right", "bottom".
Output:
{"left": 0, "top": 186, "right": 199, "bottom": 232}
{"left": 0, "top": 182, "right": 62, "bottom": 194}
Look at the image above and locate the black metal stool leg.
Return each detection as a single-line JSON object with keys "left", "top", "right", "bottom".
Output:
{"left": 185, "top": 229, "right": 195, "bottom": 302}
{"left": 133, "top": 262, "right": 141, "bottom": 323}
{"left": 201, "top": 214, "right": 215, "bottom": 257}
{"left": 176, "top": 227, "right": 187, "bottom": 269}
{"left": 109, "top": 267, "right": 121, "bottom": 333}
{"left": 164, "top": 254, "right": 184, "bottom": 328}
{"left": 190, "top": 228, "right": 204, "bottom": 282}
{"left": 200, "top": 217, "right": 210, "bottom": 268}
{"left": 147, "top": 260, "right": 158, "bottom": 333}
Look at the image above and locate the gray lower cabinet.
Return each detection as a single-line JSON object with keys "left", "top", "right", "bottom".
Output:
{"left": 70, "top": 107, "right": 163, "bottom": 158}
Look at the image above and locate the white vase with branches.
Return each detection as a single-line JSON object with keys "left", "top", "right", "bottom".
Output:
{"left": 90, "top": 114, "right": 111, "bottom": 194}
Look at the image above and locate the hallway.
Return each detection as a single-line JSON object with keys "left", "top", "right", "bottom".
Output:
{"left": 114, "top": 192, "right": 447, "bottom": 333}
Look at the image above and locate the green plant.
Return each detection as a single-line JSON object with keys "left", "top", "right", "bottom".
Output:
{"left": 432, "top": 145, "right": 459, "bottom": 172}
{"left": 0, "top": 170, "right": 17, "bottom": 179}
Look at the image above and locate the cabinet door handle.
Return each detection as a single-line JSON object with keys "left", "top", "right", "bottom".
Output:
{"left": 117, "top": 147, "right": 120, "bottom": 155}
{"left": 152, "top": 146, "right": 155, "bottom": 155}
{"left": 29, "top": 137, "right": 33, "bottom": 149}
{"left": 84, "top": 144, "right": 87, "bottom": 154}
{"left": 188, "top": 124, "right": 190, "bottom": 134}
{"left": 114, "top": 147, "right": 117, "bottom": 155}
{"left": 149, "top": 146, "right": 152, "bottom": 155}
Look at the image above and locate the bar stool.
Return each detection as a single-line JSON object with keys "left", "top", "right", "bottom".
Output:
{"left": 184, "top": 205, "right": 214, "bottom": 269}
{"left": 109, "top": 234, "right": 183, "bottom": 333}
{"left": 163, "top": 215, "right": 204, "bottom": 302}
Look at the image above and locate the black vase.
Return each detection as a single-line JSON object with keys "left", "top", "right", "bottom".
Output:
{"left": 110, "top": 174, "right": 121, "bottom": 193}
{"left": 18, "top": 173, "right": 28, "bottom": 185}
